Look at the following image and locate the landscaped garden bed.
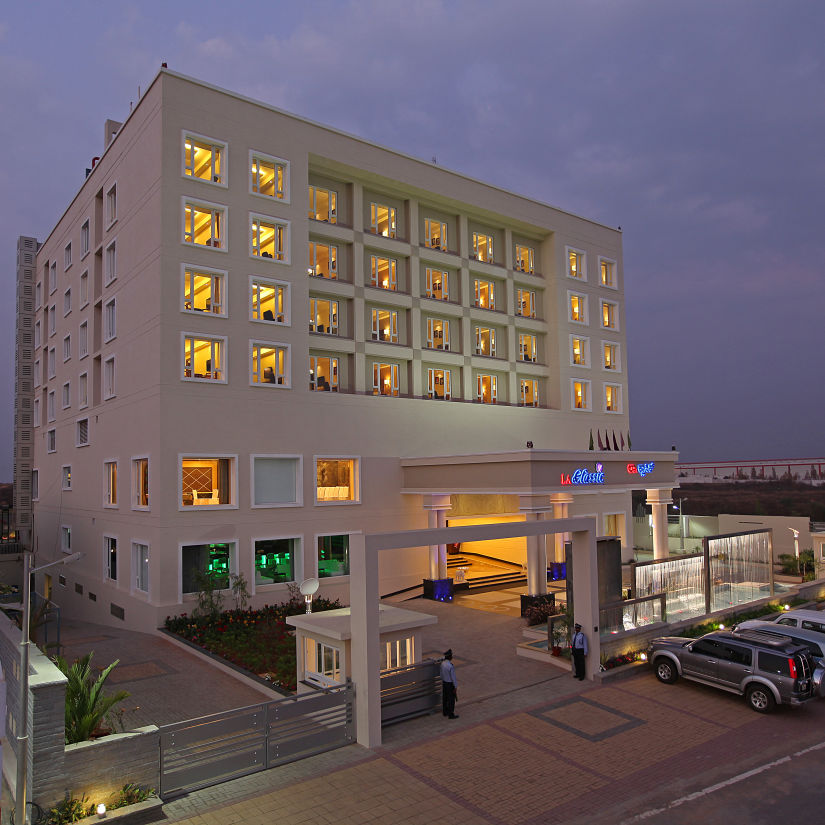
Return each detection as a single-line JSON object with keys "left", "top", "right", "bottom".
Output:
{"left": 164, "top": 587, "right": 342, "bottom": 692}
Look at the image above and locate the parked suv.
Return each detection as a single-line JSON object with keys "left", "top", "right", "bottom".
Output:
{"left": 648, "top": 629, "right": 822, "bottom": 713}
{"left": 766, "top": 609, "right": 825, "bottom": 635}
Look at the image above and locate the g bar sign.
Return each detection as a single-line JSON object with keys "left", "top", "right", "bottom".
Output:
{"left": 561, "top": 462, "right": 605, "bottom": 486}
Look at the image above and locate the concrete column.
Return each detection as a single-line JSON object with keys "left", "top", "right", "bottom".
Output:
{"left": 349, "top": 532, "right": 381, "bottom": 747}
{"left": 519, "top": 494, "right": 552, "bottom": 595}
{"left": 647, "top": 488, "right": 673, "bottom": 560}
{"left": 423, "top": 494, "right": 451, "bottom": 579}
{"left": 550, "top": 492, "right": 574, "bottom": 563}
{"left": 571, "top": 522, "right": 600, "bottom": 680}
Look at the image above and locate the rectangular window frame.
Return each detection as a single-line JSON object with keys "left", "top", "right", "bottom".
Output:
{"left": 105, "top": 183, "right": 118, "bottom": 227}
{"left": 78, "top": 373, "right": 88, "bottom": 410}
{"left": 79, "top": 322, "right": 88, "bottom": 360}
{"left": 426, "top": 317, "right": 450, "bottom": 351}
{"left": 601, "top": 299, "right": 620, "bottom": 331}
{"left": 472, "top": 232, "right": 494, "bottom": 263}
{"left": 179, "top": 454, "right": 238, "bottom": 511}
{"left": 104, "top": 460, "right": 118, "bottom": 507}
{"left": 105, "top": 240, "right": 117, "bottom": 285}
{"left": 132, "top": 541, "right": 150, "bottom": 595}
{"left": 314, "top": 457, "right": 360, "bottom": 506}
{"left": 372, "top": 362, "right": 400, "bottom": 397}
{"left": 424, "top": 218, "right": 447, "bottom": 250}
{"left": 182, "top": 198, "right": 226, "bottom": 251}
{"left": 80, "top": 219, "right": 90, "bottom": 259}
{"left": 572, "top": 379, "right": 592, "bottom": 411}
{"left": 599, "top": 256, "right": 617, "bottom": 289}
{"left": 62, "top": 381, "right": 71, "bottom": 410}
{"left": 63, "top": 334, "right": 72, "bottom": 362}
{"left": 252, "top": 535, "right": 299, "bottom": 590}
{"left": 514, "top": 244, "right": 535, "bottom": 274}
{"left": 79, "top": 270, "right": 89, "bottom": 307}
{"left": 182, "top": 334, "right": 227, "bottom": 383}
{"left": 604, "top": 382, "right": 623, "bottom": 414}
{"left": 179, "top": 540, "right": 237, "bottom": 597}
{"left": 568, "top": 291, "right": 588, "bottom": 325}
{"left": 61, "top": 465, "right": 72, "bottom": 491}
{"left": 567, "top": 247, "right": 586, "bottom": 281}
{"left": 520, "top": 378, "right": 539, "bottom": 407}
{"left": 516, "top": 288, "right": 537, "bottom": 318}
{"left": 104, "top": 297, "right": 116, "bottom": 342}
{"left": 250, "top": 213, "right": 290, "bottom": 263}
{"left": 182, "top": 131, "right": 227, "bottom": 186}
{"left": 250, "top": 341, "right": 290, "bottom": 387}
{"left": 250, "top": 454, "right": 303, "bottom": 509}
{"left": 308, "top": 185, "right": 337, "bottom": 223}
{"left": 425, "top": 268, "right": 449, "bottom": 301}
{"left": 132, "top": 456, "right": 150, "bottom": 510}
{"left": 518, "top": 333, "right": 537, "bottom": 363}
{"left": 427, "top": 367, "right": 451, "bottom": 400}
{"left": 602, "top": 341, "right": 622, "bottom": 373}
{"left": 64, "top": 242, "right": 72, "bottom": 271}
{"left": 309, "top": 355, "right": 340, "bottom": 392}
{"left": 310, "top": 297, "right": 339, "bottom": 336}
{"left": 61, "top": 525, "right": 72, "bottom": 554}
{"left": 249, "top": 149, "right": 289, "bottom": 202}
{"left": 104, "top": 535, "right": 118, "bottom": 582}
{"left": 47, "top": 429, "right": 56, "bottom": 453}
{"left": 474, "top": 326, "right": 497, "bottom": 358}
{"left": 370, "top": 308, "right": 398, "bottom": 343}
{"left": 307, "top": 240, "right": 338, "bottom": 279}
{"left": 250, "top": 276, "right": 289, "bottom": 325}
{"left": 76, "top": 417, "right": 89, "bottom": 447}
{"left": 182, "top": 264, "right": 228, "bottom": 317}
{"left": 369, "top": 255, "right": 398, "bottom": 291}
{"left": 475, "top": 373, "right": 498, "bottom": 404}
{"left": 369, "top": 202, "right": 397, "bottom": 238}
{"left": 103, "top": 355, "right": 116, "bottom": 400}
{"left": 473, "top": 278, "right": 495, "bottom": 310}
{"left": 63, "top": 288, "right": 71, "bottom": 317}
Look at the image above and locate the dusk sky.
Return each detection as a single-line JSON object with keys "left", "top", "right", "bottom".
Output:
{"left": 1, "top": 0, "right": 823, "bottom": 480}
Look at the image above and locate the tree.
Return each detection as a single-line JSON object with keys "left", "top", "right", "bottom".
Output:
{"left": 53, "top": 652, "right": 130, "bottom": 743}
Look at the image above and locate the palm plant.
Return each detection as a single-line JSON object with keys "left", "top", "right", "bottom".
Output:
{"left": 52, "top": 652, "right": 130, "bottom": 744}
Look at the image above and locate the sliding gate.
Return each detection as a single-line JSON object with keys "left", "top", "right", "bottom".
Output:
{"left": 159, "top": 680, "right": 354, "bottom": 798}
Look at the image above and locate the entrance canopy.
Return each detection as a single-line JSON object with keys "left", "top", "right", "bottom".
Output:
{"left": 400, "top": 449, "right": 677, "bottom": 495}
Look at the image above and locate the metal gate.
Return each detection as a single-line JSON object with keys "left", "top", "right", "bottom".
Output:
{"left": 380, "top": 659, "right": 441, "bottom": 725}
{"left": 159, "top": 680, "right": 354, "bottom": 798}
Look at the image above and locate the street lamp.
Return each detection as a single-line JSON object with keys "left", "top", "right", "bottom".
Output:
{"left": 788, "top": 528, "right": 801, "bottom": 575}
{"left": 15, "top": 550, "right": 83, "bottom": 825}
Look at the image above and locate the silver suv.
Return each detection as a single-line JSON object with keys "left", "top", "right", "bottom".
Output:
{"left": 648, "top": 629, "right": 822, "bottom": 713}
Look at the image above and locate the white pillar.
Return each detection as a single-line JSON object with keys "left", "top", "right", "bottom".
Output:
{"left": 349, "top": 532, "right": 382, "bottom": 747}
{"left": 519, "top": 495, "right": 551, "bottom": 595}
{"left": 647, "top": 489, "right": 672, "bottom": 560}
{"left": 422, "top": 494, "right": 451, "bottom": 580}
{"left": 551, "top": 493, "right": 574, "bottom": 563}
{"left": 571, "top": 522, "right": 600, "bottom": 680}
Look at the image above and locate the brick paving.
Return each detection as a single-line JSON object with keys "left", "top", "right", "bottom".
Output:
{"left": 10, "top": 599, "right": 825, "bottom": 824}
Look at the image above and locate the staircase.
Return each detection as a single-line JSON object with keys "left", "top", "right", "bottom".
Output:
{"left": 447, "top": 553, "right": 527, "bottom": 590}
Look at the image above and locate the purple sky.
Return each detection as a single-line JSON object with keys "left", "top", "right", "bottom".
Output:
{"left": 2, "top": 0, "right": 823, "bottom": 480}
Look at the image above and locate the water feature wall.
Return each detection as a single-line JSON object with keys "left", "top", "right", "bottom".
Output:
{"left": 634, "top": 554, "right": 706, "bottom": 621}
{"left": 706, "top": 530, "right": 773, "bottom": 612}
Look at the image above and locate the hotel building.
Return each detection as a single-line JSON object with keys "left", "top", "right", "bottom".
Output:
{"left": 14, "top": 69, "right": 677, "bottom": 631}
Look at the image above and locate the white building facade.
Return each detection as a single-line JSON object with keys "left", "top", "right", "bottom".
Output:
{"left": 16, "top": 69, "right": 677, "bottom": 631}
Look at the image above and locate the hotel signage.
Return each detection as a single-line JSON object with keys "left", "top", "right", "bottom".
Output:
{"left": 561, "top": 463, "right": 605, "bottom": 486}
{"left": 627, "top": 462, "right": 655, "bottom": 478}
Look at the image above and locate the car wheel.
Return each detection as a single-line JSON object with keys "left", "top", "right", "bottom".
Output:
{"left": 654, "top": 658, "right": 678, "bottom": 684}
{"left": 746, "top": 684, "right": 776, "bottom": 713}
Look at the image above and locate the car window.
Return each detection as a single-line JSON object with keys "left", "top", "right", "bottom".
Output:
{"left": 801, "top": 621, "right": 825, "bottom": 634}
{"left": 691, "top": 639, "right": 722, "bottom": 657}
{"left": 758, "top": 651, "right": 792, "bottom": 676}
{"left": 776, "top": 617, "right": 796, "bottom": 627}
{"left": 718, "top": 643, "right": 752, "bottom": 666}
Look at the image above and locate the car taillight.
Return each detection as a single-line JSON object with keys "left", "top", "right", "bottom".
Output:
{"left": 788, "top": 657, "right": 798, "bottom": 679}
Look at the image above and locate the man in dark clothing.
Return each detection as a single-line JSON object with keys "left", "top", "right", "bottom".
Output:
{"left": 571, "top": 623, "right": 588, "bottom": 680}
{"left": 440, "top": 649, "right": 458, "bottom": 718}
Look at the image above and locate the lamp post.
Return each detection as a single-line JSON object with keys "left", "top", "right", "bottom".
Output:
{"left": 15, "top": 551, "right": 82, "bottom": 825}
{"left": 788, "top": 528, "right": 801, "bottom": 575}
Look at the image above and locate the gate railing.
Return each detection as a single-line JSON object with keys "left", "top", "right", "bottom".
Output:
{"left": 159, "top": 679, "right": 353, "bottom": 798}
{"left": 380, "top": 659, "right": 441, "bottom": 725}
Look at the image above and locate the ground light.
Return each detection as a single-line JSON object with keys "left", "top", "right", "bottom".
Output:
{"left": 97, "top": 802, "right": 106, "bottom": 818}
{"left": 15, "top": 550, "right": 84, "bottom": 825}
{"left": 639, "top": 652, "right": 648, "bottom": 662}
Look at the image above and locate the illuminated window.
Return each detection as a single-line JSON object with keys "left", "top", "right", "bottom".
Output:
{"left": 105, "top": 240, "right": 117, "bottom": 283}
{"left": 382, "top": 637, "right": 414, "bottom": 671}
{"left": 372, "top": 362, "right": 399, "bottom": 396}
{"left": 252, "top": 456, "right": 300, "bottom": 506}
{"left": 427, "top": 368, "right": 451, "bottom": 400}
{"left": 569, "top": 292, "right": 588, "bottom": 324}
{"left": 62, "top": 465, "right": 72, "bottom": 490}
{"left": 184, "top": 267, "right": 225, "bottom": 315}
{"left": 251, "top": 342, "right": 289, "bottom": 386}
{"left": 311, "top": 298, "right": 339, "bottom": 335}
{"left": 317, "top": 535, "right": 350, "bottom": 577}
{"left": 426, "top": 317, "right": 450, "bottom": 351}
{"left": 568, "top": 248, "right": 585, "bottom": 280}
{"left": 474, "top": 326, "right": 496, "bottom": 357}
{"left": 476, "top": 373, "right": 497, "bottom": 404}
{"left": 605, "top": 383, "right": 622, "bottom": 413}
{"left": 600, "top": 258, "right": 616, "bottom": 288}
{"left": 425, "top": 268, "right": 449, "bottom": 300}
{"left": 180, "top": 457, "right": 235, "bottom": 508}
{"left": 250, "top": 151, "right": 288, "bottom": 200}
{"left": 520, "top": 378, "right": 539, "bottom": 407}
{"left": 183, "top": 201, "right": 224, "bottom": 249}
{"left": 316, "top": 458, "right": 358, "bottom": 503}
{"left": 104, "top": 460, "right": 118, "bottom": 506}
{"left": 251, "top": 278, "right": 288, "bottom": 323}
{"left": 254, "top": 538, "right": 296, "bottom": 585}
{"left": 370, "top": 202, "right": 397, "bottom": 238}
{"left": 424, "top": 218, "right": 447, "bottom": 250}
{"left": 370, "top": 308, "right": 397, "bottom": 342}
{"left": 133, "top": 543, "right": 150, "bottom": 593}
{"left": 304, "top": 636, "right": 342, "bottom": 686}
{"left": 133, "top": 457, "right": 149, "bottom": 508}
{"left": 473, "top": 278, "right": 495, "bottom": 309}
{"left": 370, "top": 255, "right": 397, "bottom": 291}
{"left": 81, "top": 220, "right": 90, "bottom": 257}
{"left": 251, "top": 215, "right": 289, "bottom": 262}
{"left": 183, "top": 335, "right": 225, "bottom": 381}
{"left": 183, "top": 134, "right": 224, "bottom": 184}
{"left": 307, "top": 241, "right": 338, "bottom": 279}
{"left": 105, "top": 536, "right": 118, "bottom": 581}
{"left": 573, "top": 379, "right": 591, "bottom": 411}
{"left": 472, "top": 232, "right": 493, "bottom": 262}
{"left": 601, "top": 300, "right": 619, "bottom": 330}
{"left": 571, "top": 335, "right": 590, "bottom": 367}
{"left": 519, "top": 333, "right": 537, "bottom": 362}
{"left": 181, "top": 543, "right": 232, "bottom": 592}
{"left": 515, "top": 244, "right": 534, "bottom": 273}
{"left": 603, "top": 342, "right": 620, "bottom": 371}
{"left": 516, "top": 288, "right": 536, "bottom": 318}
{"left": 106, "top": 183, "right": 118, "bottom": 225}
{"left": 309, "top": 355, "right": 339, "bottom": 392}
{"left": 308, "top": 185, "right": 337, "bottom": 223}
